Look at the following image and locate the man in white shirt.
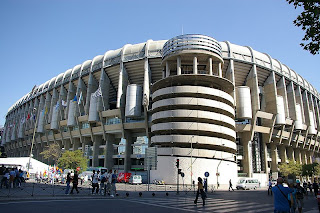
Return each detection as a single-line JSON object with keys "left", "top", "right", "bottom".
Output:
{"left": 91, "top": 170, "right": 99, "bottom": 195}
{"left": 106, "top": 169, "right": 112, "bottom": 196}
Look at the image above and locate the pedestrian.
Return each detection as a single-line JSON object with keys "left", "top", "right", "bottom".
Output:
{"left": 303, "top": 181, "right": 308, "bottom": 196}
{"left": 70, "top": 171, "right": 79, "bottom": 194}
{"left": 313, "top": 181, "right": 318, "bottom": 197}
{"left": 0, "top": 168, "right": 9, "bottom": 189}
{"left": 268, "top": 179, "right": 273, "bottom": 196}
{"left": 288, "top": 182, "right": 297, "bottom": 213}
{"left": 229, "top": 179, "right": 234, "bottom": 191}
{"left": 91, "top": 170, "right": 99, "bottom": 195}
{"left": 194, "top": 177, "right": 206, "bottom": 206}
{"left": 308, "top": 182, "right": 312, "bottom": 194}
{"left": 106, "top": 169, "right": 112, "bottom": 196}
{"left": 271, "top": 177, "right": 293, "bottom": 213}
{"left": 9, "top": 168, "right": 16, "bottom": 188}
{"left": 99, "top": 171, "right": 106, "bottom": 195}
{"left": 111, "top": 170, "right": 117, "bottom": 197}
{"left": 65, "top": 173, "right": 71, "bottom": 194}
{"left": 296, "top": 180, "right": 306, "bottom": 213}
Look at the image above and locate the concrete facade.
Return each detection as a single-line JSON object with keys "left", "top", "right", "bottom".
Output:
{"left": 3, "top": 34, "right": 320, "bottom": 186}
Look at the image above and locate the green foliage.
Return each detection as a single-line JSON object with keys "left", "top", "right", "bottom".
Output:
{"left": 58, "top": 150, "right": 88, "bottom": 173}
{"left": 286, "top": 0, "right": 320, "bottom": 55}
{"left": 302, "top": 162, "right": 319, "bottom": 177}
{"left": 279, "top": 160, "right": 302, "bottom": 177}
{"left": 40, "top": 143, "right": 61, "bottom": 164}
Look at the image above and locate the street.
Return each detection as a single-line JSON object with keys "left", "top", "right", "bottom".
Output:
{"left": 0, "top": 189, "right": 319, "bottom": 213}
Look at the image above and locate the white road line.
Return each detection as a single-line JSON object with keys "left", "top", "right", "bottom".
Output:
{"left": 0, "top": 198, "right": 112, "bottom": 205}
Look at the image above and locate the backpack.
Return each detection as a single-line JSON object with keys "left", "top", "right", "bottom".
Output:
{"left": 296, "top": 187, "right": 304, "bottom": 199}
{"left": 101, "top": 176, "right": 106, "bottom": 183}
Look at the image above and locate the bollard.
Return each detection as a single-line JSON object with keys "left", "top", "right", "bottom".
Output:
{"left": 139, "top": 192, "right": 142, "bottom": 197}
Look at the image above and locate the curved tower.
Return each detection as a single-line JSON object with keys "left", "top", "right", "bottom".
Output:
{"left": 150, "top": 35, "right": 237, "bottom": 184}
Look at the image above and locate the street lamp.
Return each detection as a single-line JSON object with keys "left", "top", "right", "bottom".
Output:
{"left": 27, "top": 108, "right": 39, "bottom": 176}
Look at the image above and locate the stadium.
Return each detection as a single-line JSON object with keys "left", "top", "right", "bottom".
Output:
{"left": 2, "top": 34, "right": 320, "bottom": 186}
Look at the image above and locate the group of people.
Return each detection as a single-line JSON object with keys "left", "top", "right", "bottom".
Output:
{"left": 0, "top": 165, "right": 26, "bottom": 189}
{"left": 91, "top": 169, "right": 118, "bottom": 197}
{"left": 272, "top": 177, "right": 318, "bottom": 213}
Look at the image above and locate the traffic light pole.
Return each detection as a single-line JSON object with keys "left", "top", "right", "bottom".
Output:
{"left": 176, "top": 159, "right": 179, "bottom": 194}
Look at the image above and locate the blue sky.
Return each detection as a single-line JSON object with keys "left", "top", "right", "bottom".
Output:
{"left": 0, "top": 0, "right": 319, "bottom": 126}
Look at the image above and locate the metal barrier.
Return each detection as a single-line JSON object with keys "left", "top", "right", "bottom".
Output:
{"left": 0, "top": 181, "right": 216, "bottom": 198}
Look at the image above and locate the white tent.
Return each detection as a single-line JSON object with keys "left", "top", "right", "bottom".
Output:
{"left": 0, "top": 157, "right": 49, "bottom": 174}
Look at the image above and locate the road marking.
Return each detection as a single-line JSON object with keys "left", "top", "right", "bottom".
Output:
{"left": 126, "top": 199, "right": 198, "bottom": 212}
{"left": 0, "top": 198, "right": 113, "bottom": 205}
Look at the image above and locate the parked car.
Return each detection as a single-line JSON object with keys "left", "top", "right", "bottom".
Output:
{"left": 129, "top": 175, "right": 142, "bottom": 184}
{"left": 236, "top": 178, "right": 260, "bottom": 190}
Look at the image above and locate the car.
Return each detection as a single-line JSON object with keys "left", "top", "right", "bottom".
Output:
{"left": 129, "top": 175, "right": 142, "bottom": 184}
{"left": 236, "top": 178, "right": 260, "bottom": 190}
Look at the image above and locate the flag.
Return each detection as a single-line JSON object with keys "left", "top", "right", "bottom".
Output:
{"left": 73, "top": 94, "right": 77, "bottom": 102}
{"left": 26, "top": 113, "right": 30, "bottom": 121}
{"left": 78, "top": 92, "right": 83, "bottom": 105}
{"left": 92, "top": 86, "right": 102, "bottom": 98}
{"left": 61, "top": 100, "right": 68, "bottom": 107}
{"left": 20, "top": 117, "right": 25, "bottom": 124}
{"left": 44, "top": 107, "right": 48, "bottom": 115}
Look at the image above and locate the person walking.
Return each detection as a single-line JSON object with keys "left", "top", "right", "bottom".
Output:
{"left": 110, "top": 170, "right": 117, "bottom": 197}
{"left": 99, "top": 171, "right": 106, "bottom": 195}
{"left": 308, "top": 182, "right": 312, "bottom": 195}
{"left": 229, "top": 179, "right": 234, "bottom": 191}
{"left": 91, "top": 170, "right": 99, "bottom": 195}
{"left": 70, "top": 171, "right": 79, "bottom": 194}
{"left": 272, "top": 177, "right": 293, "bottom": 213}
{"left": 194, "top": 177, "right": 206, "bottom": 206}
{"left": 268, "top": 179, "right": 273, "bottom": 196}
{"left": 296, "top": 180, "right": 306, "bottom": 213}
{"left": 313, "top": 181, "right": 319, "bottom": 197}
{"left": 288, "top": 182, "right": 297, "bottom": 213}
{"left": 106, "top": 169, "right": 112, "bottom": 196}
{"left": 65, "top": 173, "right": 71, "bottom": 195}
{"left": 303, "top": 181, "right": 308, "bottom": 196}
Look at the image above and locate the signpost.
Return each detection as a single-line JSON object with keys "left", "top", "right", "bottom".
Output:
{"left": 145, "top": 147, "right": 157, "bottom": 191}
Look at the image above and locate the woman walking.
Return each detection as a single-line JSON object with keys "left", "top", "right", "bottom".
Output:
{"left": 194, "top": 177, "right": 206, "bottom": 206}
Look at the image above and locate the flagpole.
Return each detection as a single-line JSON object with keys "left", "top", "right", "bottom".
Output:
{"left": 27, "top": 108, "right": 39, "bottom": 176}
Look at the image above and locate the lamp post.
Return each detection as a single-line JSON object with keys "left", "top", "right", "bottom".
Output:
{"left": 27, "top": 108, "right": 39, "bottom": 176}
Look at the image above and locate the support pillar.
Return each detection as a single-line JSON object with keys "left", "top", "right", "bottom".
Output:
{"left": 124, "top": 131, "right": 133, "bottom": 173}
{"left": 208, "top": 57, "right": 213, "bottom": 76}
{"left": 104, "top": 134, "right": 115, "bottom": 170}
{"left": 287, "top": 146, "right": 295, "bottom": 161}
{"left": 166, "top": 61, "right": 170, "bottom": 77}
{"left": 278, "top": 145, "right": 287, "bottom": 163}
{"left": 294, "top": 148, "right": 301, "bottom": 164}
{"left": 193, "top": 56, "right": 197, "bottom": 74}
{"left": 270, "top": 143, "right": 278, "bottom": 174}
{"left": 241, "top": 133, "right": 252, "bottom": 177}
{"left": 177, "top": 56, "right": 181, "bottom": 75}
{"left": 92, "top": 136, "right": 102, "bottom": 167}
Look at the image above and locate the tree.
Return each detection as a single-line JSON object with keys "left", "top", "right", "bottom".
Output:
{"left": 302, "top": 162, "right": 319, "bottom": 177}
{"left": 286, "top": 0, "right": 320, "bottom": 55}
{"left": 279, "top": 159, "right": 302, "bottom": 177}
{"left": 40, "top": 143, "right": 62, "bottom": 165}
{"left": 58, "top": 150, "right": 88, "bottom": 173}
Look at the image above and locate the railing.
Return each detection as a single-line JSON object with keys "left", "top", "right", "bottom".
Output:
{"left": 0, "top": 180, "right": 216, "bottom": 198}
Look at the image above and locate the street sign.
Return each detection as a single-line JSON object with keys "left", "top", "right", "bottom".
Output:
{"left": 76, "top": 167, "right": 80, "bottom": 171}
{"left": 144, "top": 147, "right": 157, "bottom": 170}
{"left": 204, "top": 172, "right": 209, "bottom": 177}
{"left": 181, "top": 172, "right": 185, "bottom": 178}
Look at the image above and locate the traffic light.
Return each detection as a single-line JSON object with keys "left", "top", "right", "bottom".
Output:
{"left": 176, "top": 159, "right": 180, "bottom": 168}
{"left": 178, "top": 169, "right": 182, "bottom": 174}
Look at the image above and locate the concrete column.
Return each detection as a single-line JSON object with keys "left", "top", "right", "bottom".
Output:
{"left": 306, "top": 151, "right": 312, "bottom": 164}
{"left": 218, "top": 62, "right": 222, "bottom": 77}
{"left": 277, "top": 77, "right": 289, "bottom": 118}
{"left": 73, "top": 138, "right": 81, "bottom": 151}
{"left": 116, "top": 64, "right": 128, "bottom": 109}
{"left": 278, "top": 145, "right": 287, "bottom": 163}
{"left": 294, "top": 148, "right": 301, "bottom": 163}
{"left": 208, "top": 58, "right": 213, "bottom": 75}
{"left": 92, "top": 136, "right": 102, "bottom": 167}
{"left": 261, "top": 136, "right": 269, "bottom": 173}
{"left": 124, "top": 131, "right": 133, "bottom": 173}
{"left": 241, "top": 133, "right": 252, "bottom": 177}
{"left": 287, "top": 146, "right": 295, "bottom": 161}
{"left": 246, "top": 65, "right": 260, "bottom": 114}
{"left": 177, "top": 56, "right": 181, "bottom": 75}
{"left": 98, "top": 69, "right": 110, "bottom": 111}
{"left": 104, "top": 134, "right": 115, "bottom": 170}
{"left": 85, "top": 73, "right": 98, "bottom": 115}
{"left": 270, "top": 143, "right": 278, "bottom": 174}
{"left": 295, "top": 86, "right": 305, "bottom": 123}
{"left": 82, "top": 138, "right": 91, "bottom": 166}
{"left": 193, "top": 56, "right": 197, "bottom": 74}
{"left": 166, "top": 61, "right": 170, "bottom": 77}
{"left": 287, "top": 82, "right": 297, "bottom": 121}
{"left": 264, "top": 72, "right": 278, "bottom": 115}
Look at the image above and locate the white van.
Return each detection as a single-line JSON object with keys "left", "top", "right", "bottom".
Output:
{"left": 236, "top": 178, "right": 260, "bottom": 190}
{"left": 129, "top": 175, "right": 142, "bottom": 184}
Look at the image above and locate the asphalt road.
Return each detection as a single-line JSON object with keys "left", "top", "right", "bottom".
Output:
{"left": 0, "top": 190, "right": 319, "bottom": 213}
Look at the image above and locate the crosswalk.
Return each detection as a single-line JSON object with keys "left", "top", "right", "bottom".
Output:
{"left": 125, "top": 197, "right": 275, "bottom": 212}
